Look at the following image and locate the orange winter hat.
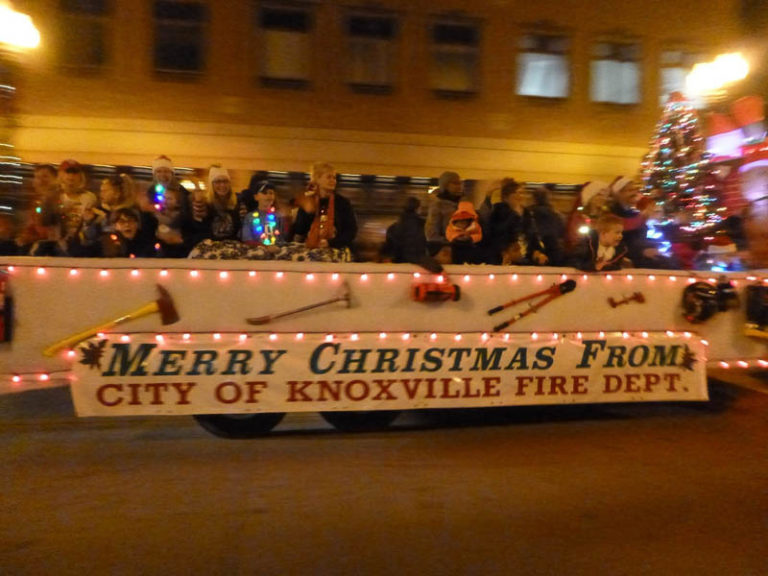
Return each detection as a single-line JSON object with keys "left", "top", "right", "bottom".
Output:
{"left": 451, "top": 201, "right": 479, "bottom": 221}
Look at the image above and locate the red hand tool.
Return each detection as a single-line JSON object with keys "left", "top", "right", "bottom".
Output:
{"left": 487, "top": 280, "right": 577, "bottom": 332}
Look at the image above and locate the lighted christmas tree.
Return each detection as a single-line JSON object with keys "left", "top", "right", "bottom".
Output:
{"left": 640, "top": 92, "right": 724, "bottom": 232}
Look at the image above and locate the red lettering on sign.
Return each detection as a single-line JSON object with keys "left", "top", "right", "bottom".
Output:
{"left": 245, "top": 381, "right": 268, "bottom": 403}
{"left": 372, "top": 379, "right": 397, "bottom": 401}
{"left": 287, "top": 381, "right": 313, "bottom": 402}
{"left": 603, "top": 373, "right": 682, "bottom": 394}
{"left": 625, "top": 374, "right": 641, "bottom": 393}
{"left": 572, "top": 375, "right": 588, "bottom": 394}
{"left": 440, "top": 378, "right": 460, "bottom": 399}
{"left": 95, "top": 382, "right": 197, "bottom": 406}
{"left": 97, "top": 384, "right": 123, "bottom": 407}
{"left": 346, "top": 380, "right": 369, "bottom": 401}
{"left": 215, "top": 381, "right": 241, "bottom": 404}
{"left": 643, "top": 373, "right": 660, "bottom": 392}
{"left": 515, "top": 375, "right": 591, "bottom": 396}
{"left": 664, "top": 373, "right": 680, "bottom": 392}
{"left": 482, "top": 377, "right": 501, "bottom": 397}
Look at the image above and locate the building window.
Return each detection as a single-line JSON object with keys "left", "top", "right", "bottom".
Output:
{"left": 257, "top": 3, "right": 313, "bottom": 89}
{"left": 153, "top": 0, "right": 208, "bottom": 76}
{"left": 58, "top": 0, "right": 110, "bottom": 71}
{"left": 660, "top": 50, "right": 703, "bottom": 106}
{"left": 346, "top": 12, "right": 397, "bottom": 94}
{"left": 430, "top": 20, "right": 480, "bottom": 97}
{"left": 590, "top": 41, "right": 641, "bottom": 104}
{"left": 516, "top": 34, "right": 570, "bottom": 98}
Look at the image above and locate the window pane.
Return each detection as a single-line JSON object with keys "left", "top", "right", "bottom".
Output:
{"left": 155, "top": 24, "right": 204, "bottom": 72}
{"left": 517, "top": 52, "right": 569, "bottom": 98}
{"left": 432, "top": 51, "right": 476, "bottom": 92}
{"left": 660, "top": 67, "right": 687, "bottom": 105}
{"left": 155, "top": 1, "right": 206, "bottom": 21}
{"left": 590, "top": 42, "right": 640, "bottom": 104}
{"left": 257, "top": 4, "right": 312, "bottom": 85}
{"left": 349, "top": 38, "right": 392, "bottom": 86}
{"left": 591, "top": 59, "right": 640, "bottom": 104}
{"left": 433, "top": 24, "right": 478, "bottom": 46}
{"left": 60, "top": 18, "right": 107, "bottom": 68}
{"left": 347, "top": 14, "right": 396, "bottom": 89}
{"left": 517, "top": 34, "right": 569, "bottom": 98}
{"left": 262, "top": 29, "right": 309, "bottom": 80}
{"left": 261, "top": 7, "right": 309, "bottom": 32}
{"left": 431, "top": 21, "right": 479, "bottom": 94}
{"left": 153, "top": 1, "right": 206, "bottom": 73}
{"left": 349, "top": 16, "right": 394, "bottom": 39}
{"left": 659, "top": 50, "right": 703, "bottom": 106}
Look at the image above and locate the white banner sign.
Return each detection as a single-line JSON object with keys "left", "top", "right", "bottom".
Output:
{"left": 70, "top": 332, "right": 708, "bottom": 416}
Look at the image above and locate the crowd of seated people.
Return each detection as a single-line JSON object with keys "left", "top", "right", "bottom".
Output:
{"left": 0, "top": 159, "right": 751, "bottom": 271}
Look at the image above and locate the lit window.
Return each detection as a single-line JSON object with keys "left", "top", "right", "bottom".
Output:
{"left": 153, "top": 1, "right": 208, "bottom": 76}
{"left": 258, "top": 3, "right": 313, "bottom": 89}
{"left": 58, "top": 0, "right": 110, "bottom": 71}
{"left": 590, "top": 41, "right": 641, "bottom": 104}
{"left": 517, "top": 34, "right": 570, "bottom": 98}
{"left": 660, "top": 49, "right": 704, "bottom": 106}
{"left": 430, "top": 20, "right": 480, "bottom": 97}
{"left": 346, "top": 12, "right": 397, "bottom": 94}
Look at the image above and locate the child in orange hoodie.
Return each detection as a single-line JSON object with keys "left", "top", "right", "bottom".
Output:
{"left": 446, "top": 201, "right": 483, "bottom": 264}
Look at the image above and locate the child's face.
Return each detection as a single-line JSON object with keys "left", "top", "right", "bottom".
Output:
{"left": 115, "top": 215, "right": 139, "bottom": 240}
{"left": 315, "top": 170, "right": 337, "bottom": 194}
{"left": 33, "top": 169, "right": 56, "bottom": 192}
{"left": 60, "top": 170, "right": 83, "bottom": 191}
{"left": 454, "top": 218, "right": 472, "bottom": 230}
{"left": 599, "top": 225, "right": 623, "bottom": 248}
{"left": 212, "top": 178, "right": 230, "bottom": 199}
{"left": 164, "top": 189, "right": 181, "bottom": 210}
{"left": 154, "top": 167, "right": 174, "bottom": 187}
{"left": 256, "top": 188, "right": 275, "bottom": 210}
{"left": 100, "top": 182, "right": 119, "bottom": 205}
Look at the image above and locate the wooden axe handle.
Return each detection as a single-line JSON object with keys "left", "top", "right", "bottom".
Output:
{"left": 42, "top": 301, "right": 159, "bottom": 357}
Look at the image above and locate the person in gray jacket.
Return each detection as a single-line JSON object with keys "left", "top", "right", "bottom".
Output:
{"left": 425, "top": 171, "right": 463, "bottom": 260}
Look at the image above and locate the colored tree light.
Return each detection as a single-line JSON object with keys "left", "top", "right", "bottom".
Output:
{"left": 640, "top": 92, "right": 723, "bottom": 233}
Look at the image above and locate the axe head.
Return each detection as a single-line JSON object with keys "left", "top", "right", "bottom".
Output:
{"left": 156, "top": 284, "right": 180, "bottom": 325}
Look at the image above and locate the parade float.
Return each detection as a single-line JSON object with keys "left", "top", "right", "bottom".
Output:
{"left": 1, "top": 93, "right": 767, "bottom": 438}
{"left": 0, "top": 253, "right": 765, "bottom": 437}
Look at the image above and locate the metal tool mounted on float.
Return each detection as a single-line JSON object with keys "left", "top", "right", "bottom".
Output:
{"left": 487, "top": 279, "right": 577, "bottom": 332}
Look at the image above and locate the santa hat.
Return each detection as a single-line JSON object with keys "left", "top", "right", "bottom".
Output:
{"left": 580, "top": 180, "right": 609, "bottom": 206}
{"left": 610, "top": 176, "right": 633, "bottom": 195}
{"left": 208, "top": 166, "right": 230, "bottom": 187}
{"left": 152, "top": 155, "right": 174, "bottom": 173}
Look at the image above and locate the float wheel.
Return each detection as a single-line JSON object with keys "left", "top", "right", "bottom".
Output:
{"left": 319, "top": 410, "right": 400, "bottom": 432}
{"left": 193, "top": 413, "right": 285, "bottom": 438}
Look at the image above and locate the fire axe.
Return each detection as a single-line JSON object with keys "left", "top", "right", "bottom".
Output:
{"left": 42, "top": 284, "right": 180, "bottom": 357}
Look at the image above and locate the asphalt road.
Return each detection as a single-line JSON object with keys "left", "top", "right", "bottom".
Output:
{"left": 2, "top": 376, "right": 767, "bottom": 576}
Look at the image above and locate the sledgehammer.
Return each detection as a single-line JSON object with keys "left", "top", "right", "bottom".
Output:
{"left": 246, "top": 281, "right": 352, "bottom": 325}
{"left": 43, "top": 284, "right": 179, "bottom": 357}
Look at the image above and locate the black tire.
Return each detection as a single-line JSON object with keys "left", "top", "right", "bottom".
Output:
{"left": 319, "top": 410, "right": 400, "bottom": 433}
{"left": 193, "top": 413, "right": 285, "bottom": 438}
